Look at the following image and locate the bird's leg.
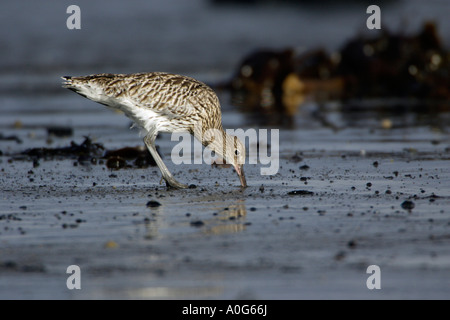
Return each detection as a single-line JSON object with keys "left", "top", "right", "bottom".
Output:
{"left": 143, "top": 131, "right": 188, "bottom": 189}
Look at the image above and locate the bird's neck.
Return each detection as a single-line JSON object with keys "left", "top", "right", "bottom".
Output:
{"left": 193, "top": 121, "right": 226, "bottom": 147}
{"left": 192, "top": 122, "right": 230, "bottom": 163}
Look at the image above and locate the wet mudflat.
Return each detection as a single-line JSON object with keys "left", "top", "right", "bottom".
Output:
{"left": 1, "top": 92, "right": 449, "bottom": 299}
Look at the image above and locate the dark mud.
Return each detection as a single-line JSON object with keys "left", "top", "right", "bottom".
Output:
{"left": 1, "top": 95, "right": 449, "bottom": 299}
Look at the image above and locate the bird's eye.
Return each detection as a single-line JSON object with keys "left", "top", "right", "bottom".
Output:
{"left": 235, "top": 150, "right": 239, "bottom": 156}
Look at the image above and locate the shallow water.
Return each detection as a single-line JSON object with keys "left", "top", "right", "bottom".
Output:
{"left": 1, "top": 0, "right": 450, "bottom": 299}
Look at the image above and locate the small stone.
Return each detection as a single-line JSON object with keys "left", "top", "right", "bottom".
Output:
{"left": 190, "top": 220, "right": 204, "bottom": 227}
{"left": 401, "top": 200, "right": 415, "bottom": 211}
{"left": 347, "top": 240, "right": 357, "bottom": 248}
{"left": 146, "top": 200, "right": 161, "bottom": 208}
{"left": 47, "top": 126, "right": 73, "bottom": 138}
{"left": 288, "top": 190, "right": 314, "bottom": 196}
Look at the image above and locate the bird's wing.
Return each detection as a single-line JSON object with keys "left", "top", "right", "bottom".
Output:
{"left": 65, "top": 72, "right": 220, "bottom": 121}
{"left": 127, "top": 73, "right": 214, "bottom": 119}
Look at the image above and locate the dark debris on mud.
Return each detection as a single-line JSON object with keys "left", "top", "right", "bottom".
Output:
{"left": 7, "top": 136, "right": 158, "bottom": 170}
{"left": 20, "top": 136, "right": 103, "bottom": 161}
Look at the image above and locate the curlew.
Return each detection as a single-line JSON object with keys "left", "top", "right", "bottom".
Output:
{"left": 62, "top": 72, "right": 247, "bottom": 189}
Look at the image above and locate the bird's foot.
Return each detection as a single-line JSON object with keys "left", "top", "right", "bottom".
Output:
{"left": 164, "top": 177, "right": 188, "bottom": 189}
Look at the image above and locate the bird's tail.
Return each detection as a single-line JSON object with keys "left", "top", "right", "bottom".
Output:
{"left": 61, "top": 75, "right": 73, "bottom": 88}
{"left": 61, "top": 75, "right": 87, "bottom": 96}
{"left": 61, "top": 75, "right": 107, "bottom": 103}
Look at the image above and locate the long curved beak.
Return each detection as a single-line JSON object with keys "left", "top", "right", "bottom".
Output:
{"left": 234, "top": 164, "right": 247, "bottom": 188}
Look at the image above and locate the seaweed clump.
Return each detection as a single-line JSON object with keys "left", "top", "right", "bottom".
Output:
{"left": 226, "top": 22, "right": 450, "bottom": 119}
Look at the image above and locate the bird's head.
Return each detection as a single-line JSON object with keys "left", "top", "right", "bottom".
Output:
{"left": 203, "top": 129, "right": 247, "bottom": 188}
{"left": 224, "top": 134, "right": 247, "bottom": 188}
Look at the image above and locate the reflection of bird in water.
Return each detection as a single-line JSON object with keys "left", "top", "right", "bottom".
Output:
{"left": 62, "top": 72, "right": 247, "bottom": 189}
{"left": 142, "top": 200, "right": 247, "bottom": 237}
{"left": 203, "top": 201, "right": 248, "bottom": 235}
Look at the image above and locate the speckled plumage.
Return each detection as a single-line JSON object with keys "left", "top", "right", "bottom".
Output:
{"left": 62, "top": 72, "right": 247, "bottom": 189}
{"left": 63, "top": 72, "right": 223, "bottom": 135}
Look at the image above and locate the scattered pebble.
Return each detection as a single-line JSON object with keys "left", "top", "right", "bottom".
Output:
{"left": 0, "top": 214, "right": 22, "bottom": 221}
{"left": 287, "top": 190, "right": 314, "bottom": 196}
{"left": 347, "top": 240, "right": 357, "bottom": 248}
{"left": 146, "top": 200, "right": 161, "bottom": 208}
{"left": 401, "top": 200, "right": 415, "bottom": 211}
{"left": 190, "top": 220, "right": 204, "bottom": 227}
{"left": 47, "top": 126, "right": 73, "bottom": 138}
{"left": 62, "top": 223, "right": 78, "bottom": 229}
